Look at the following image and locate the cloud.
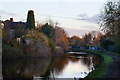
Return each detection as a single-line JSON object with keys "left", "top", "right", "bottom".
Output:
{"left": 0, "top": 10, "right": 17, "bottom": 16}
{"left": 86, "top": 14, "right": 100, "bottom": 23}
{"left": 78, "top": 14, "right": 100, "bottom": 24}
{"left": 78, "top": 14, "right": 88, "bottom": 18}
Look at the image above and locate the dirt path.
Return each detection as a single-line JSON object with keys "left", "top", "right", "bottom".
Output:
{"left": 102, "top": 53, "right": 120, "bottom": 80}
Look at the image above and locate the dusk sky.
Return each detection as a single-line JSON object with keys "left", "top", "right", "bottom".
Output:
{"left": 0, "top": 0, "right": 108, "bottom": 37}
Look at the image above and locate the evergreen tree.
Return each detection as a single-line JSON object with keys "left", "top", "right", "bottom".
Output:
{"left": 26, "top": 10, "right": 35, "bottom": 30}
{"left": 40, "top": 23, "right": 55, "bottom": 38}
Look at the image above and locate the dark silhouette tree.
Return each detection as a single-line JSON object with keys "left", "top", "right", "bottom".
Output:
{"left": 100, "top": 38, "right": 114, "bottom": 51}
{"left": 93, "top": 32, "right": 103, "bottom": 47}
{"left": 54, "top": 27, "right": 69, "bottom": 50}
{"left": 69, "top": 36, "right": 81, "bottom": 48}
{"left": 83, "top": 33, "right": 92, "bottom": 45}
{"left": 40, "top": 23, "right": 55, "bottom": 38}
{"left": 100, "top": 1, "right": 120, "bottom": 52}
{"left": 26, "top": 10, "right": 35, "bottom": 30}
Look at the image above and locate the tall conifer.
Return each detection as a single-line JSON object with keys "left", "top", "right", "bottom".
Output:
{"left": 26, "top": 10, "right": 35, "bottom": 30}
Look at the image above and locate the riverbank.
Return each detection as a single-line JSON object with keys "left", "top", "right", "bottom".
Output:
{"left": 82, "top": 50, "right": 120, "bottom": 80}
{"left": 103, "top": 52, "right": 120, "bottom": 79}
{"left": 66, "top": 49, "right": 112, "bottom": 79}
{"left": 84, "top": 51, "right": 113, "bottom": 80}
{"left": 106, "top": 52, "right": 120, "bottom": 57}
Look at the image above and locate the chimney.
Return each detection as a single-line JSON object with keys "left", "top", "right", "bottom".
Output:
{"left": 10, "top": 18, "right": 13, "bottom": 22}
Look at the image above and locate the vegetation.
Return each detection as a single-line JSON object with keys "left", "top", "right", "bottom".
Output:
{"left": 2, "top": 44, "right": 24, "bottom": 60}
{"left": 93, "top": 32, "right": 103, "bottom": 47}
{"left": 100, "top": 38, "right": 114, "bottom": 51}
{"left": 53, "top": 27, "right": 69, "bottom": 50}
{"left": 2, "top": 10, "right": 70, "bottom": 59}
{"left": 40, "top": 23, "right": 55, "bottom": 38}
{"left": 37, "top": 21, "right": 69, "bottom": 51}
{"left": 14, "top": 24, "right": 26, "bottom": 38}
{"left": 69, "top": 35, "right": 82, "bottom": 48}
{"left": 100, "top": 1, "right": 120, "bottom": 52}
{"left": 26, "top": 10, "right": 35, "bottom": 30}
{"left": 48, "top": 38, "right": 55, "bottom": 53}
{"left": 22, "top": 30, "right": 49, "bottom": 47}
{"left": 106, "top": 51, "right": 120, "bottom": 57}
{"left": 21, "top": 30, "right": 53, "bottom": 57}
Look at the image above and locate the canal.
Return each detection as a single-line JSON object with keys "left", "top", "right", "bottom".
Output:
{"left": 3, "top": 52, "right": 103, "bottom": 80}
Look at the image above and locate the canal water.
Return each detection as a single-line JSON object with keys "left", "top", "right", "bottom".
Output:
{"left": 2, "top": 52, "right": 102, "bottom": 79}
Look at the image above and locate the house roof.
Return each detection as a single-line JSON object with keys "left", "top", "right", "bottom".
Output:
{"left": 3, "top": 19, "right": 26, "bottom": 29}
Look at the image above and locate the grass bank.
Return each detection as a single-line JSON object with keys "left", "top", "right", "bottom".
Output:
{"left": 106, "top": 51, "right": 120, "bottom": 57}
{"left": 82, "top": 50, "right": 113, "bottom": 80}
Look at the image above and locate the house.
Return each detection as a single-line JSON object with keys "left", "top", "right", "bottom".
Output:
{"left": 3, "top": 18, "right": 26, "bottom": 29}
{"left": 2, "top": 18, "right": 26, "bottom": 41}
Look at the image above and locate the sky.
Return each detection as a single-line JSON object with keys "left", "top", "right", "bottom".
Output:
{"left": 0, "top": 0, "right": 108, "bottom": 37}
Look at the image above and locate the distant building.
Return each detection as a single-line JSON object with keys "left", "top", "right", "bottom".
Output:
{"left": 2, "top": 18, "right": 26, "bottom": 40}
{"left": 3, "top": 18, "right": 26, "bottom": 29}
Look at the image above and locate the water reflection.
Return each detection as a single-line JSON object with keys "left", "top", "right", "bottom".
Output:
{"left": 52, "top": 55, "right": 69, "bottom": 74}
{"left": 49, "top": 54, "right": 98, "bottom": 79}
{"left": 3, "top": 53, "right": 102, "bottom": 79}
{"left": 3, "top": 58, "right": 51, "bottom": 79}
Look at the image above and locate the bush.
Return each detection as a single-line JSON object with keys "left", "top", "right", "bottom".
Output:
{"left": 40, "top": 23, "right": 55, "bottom": 38}
{"left": 22, "top": 30, "right": 49, "bottom": 47}
{"left": 84, "top": 44, "right": 90, "bottom": 49}
{"left": 2, "top": 44, "right": 24, "bottom": 60}
{"left": 48, "top": 38, "right": 55, "bottom": 53}
{"left": 22, "top": 30, "right": 55, "bottom": 57}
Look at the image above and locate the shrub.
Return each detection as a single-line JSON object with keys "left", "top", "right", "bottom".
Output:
{"left": 22, "top": 30, "right": 49, "bottom": 47}
{"left": 2, "top": 44, "right": 24, "bottom": 60}
{"left": 22, "top": 30, "right": 55, "bottom": 57}
{"left": 48, "top": 38, "right": 55, "bottom": 53}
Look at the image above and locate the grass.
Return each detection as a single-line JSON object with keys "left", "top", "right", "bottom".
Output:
{"left": 82, "top": 50, "right": 113, "bottom": 80}
{"left": 106, "top": 51, "right": 120, "bottom": 57}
